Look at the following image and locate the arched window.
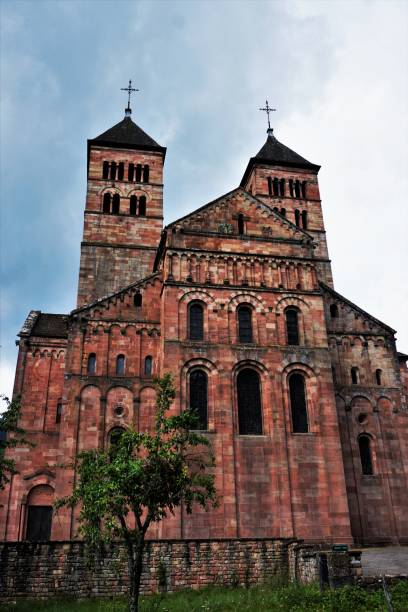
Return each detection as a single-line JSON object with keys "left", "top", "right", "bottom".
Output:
{"left": 289, "top": 373, "right": 308, "bottom": 433}
{"left": 116, "top": 354, "right": 125, "bottom": 375}
{"left": 87, "top": 353, "right": 96, "bottom": 375}
{"left": 135, "top": 164, "right": 142, "bottom": 182}
{"left": 375, "top": 369, "right": 382, "bottom": 385}
{"left": 351, "top": 367, "right": 359, "bottom": 385}
{"left": 143, "top": 165, "right": 149, "bottom": 183}
{"left": 189, "top": 369, "right": 208, "bottom": 430}
{"left": 238, "top": 305, "right": 252, "bottom": 343}
{"left": 110, "top": 161, "right": 117, "bottom": 181}
{"left": 279, "top": 178, "right": 285, "bottom": 197}
{"left": 302, "top": 210, "right": 308, "bottom": 229}
{"left": 188, "top": 302, "right": 204, "bottom": 341}
{"left": 118, "top": 162, "right": 124, "bottom": 181}
{"left": 144, "top": 356, "right": 153, "bottom": 375}
{"left": 238, "top": 213, "right": 245, "bottom": 235}
{"left": 103, "top": 192, "right": 111, "bottom": 213}
{"left": 128, "top": 162, "right": 135, "bottom": 181}
{"left": 25, "top": 485, "right": 53, "bottom": 541}
{"left": 112, "top": 193, "right": 120, "bottom": 214}
{"left": 102, "top": 161, "right": 109, "bottom": 179}
{"left": 330, "top": 304, "right": 338, "bottom": 318}
{"left": 130, "top": 195, "right": 137, "bottom": 215}
{"left": 359, "top": 436, "right": 373, "bottom": 475}
{"left": 56, "top": 401, "right": 63, "bottom": 424}
{"left": 295, "top": 209, "right": 300, "bottom": 227}
{"left": 289, "top": 179, "right": 294, "bottom": 197}
{"left": 286, "top": 309, "right": 299, "bottom": 345}
{"left": 295, "top": 180, "right": 301, "bottom": 198}
{"left": 273, "top": 177, "right": 279, "bottom": 196}
{"left": 138, "top": 195, "right": 146, "bottom": 216}
{"left": 267, "top": 176, "right": 273, "bottom": 196}
{"left": 237, "top": 369, "right": 262, "bottom": 435}
{"left": 134, "top": 293, "right": 142, "bottom": 307}
{"left": 301, "top": 181, "right": 307, "bottom": 199}
{"left": 280, "top": 208, "right": 286, "bottom": 217}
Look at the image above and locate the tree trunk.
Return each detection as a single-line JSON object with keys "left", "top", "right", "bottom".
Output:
{"left": 127, "top": 534, "right": 145, "bottom": 612}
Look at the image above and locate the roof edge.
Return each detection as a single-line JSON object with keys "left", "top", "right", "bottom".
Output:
{"left": 240, "top": 156, "right": 321, "bottom": 187}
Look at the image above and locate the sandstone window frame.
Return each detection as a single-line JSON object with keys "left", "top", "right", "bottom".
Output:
{"left": 285, "top": 307, "right": 300, "bottom": 346}
{"left": 87, "top": 353, "right": 96, "bottom": 375}
{"left": 235, "top": 366, "right": 263, "bottom": 436}
{"left": 116, "top": 354, "right": 126, "bottom": 376}
{"left": 288, "top": 371, "right": 309, "bottom": 433}
{"left": 237, "top": 304, "right": 253, "bottom": 344}
{"left": 188, "top": 301, "right": 205, "bottom": 341}
{"left": 358, "top": 434, "right": 374, "bottom": 476}
{"left": 188, "top": 368, "right": 208, "bottom": 431}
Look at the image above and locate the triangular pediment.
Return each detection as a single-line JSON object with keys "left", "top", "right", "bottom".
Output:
{"left": 71, "top": 272, "right": 162, "bottom": 321}
{"left": 168, "top": 188, "right": 313, "bottom": 244}
{"left": 321, "top": 282, "right": 395, "bottom": 336}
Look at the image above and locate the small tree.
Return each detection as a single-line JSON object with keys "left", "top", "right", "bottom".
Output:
{"left": 0, "top": 395, "right": 33, "bottom": 490}
{"left": 56, "top": 374, "right": 217, "bottom": 612}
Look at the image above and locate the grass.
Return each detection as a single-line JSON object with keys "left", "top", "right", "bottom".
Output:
{"left": 2, "top": 581, "right": 408, "bottom": 612}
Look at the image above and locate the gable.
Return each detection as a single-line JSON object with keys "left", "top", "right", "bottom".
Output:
{"left": 71, "top": 272, "right": 162, "bottom": 322}
{"left": 167, "top": 188, "right": 313, "bottom": 244}
{"left": 321, "top": 282, "right": 395, "bottom": 336}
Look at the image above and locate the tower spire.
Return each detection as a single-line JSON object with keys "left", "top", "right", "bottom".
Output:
{"left": 259, "top": 100, "right": 276, "bottom": 136}
{"left": 121, "top": 79, "right": 139, "bottom": 117}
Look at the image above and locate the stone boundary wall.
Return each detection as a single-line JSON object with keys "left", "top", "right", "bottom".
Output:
{"left": 0, "top": 539, "right": 297, "bottom": 601}
{"left": 0, "top": 539, "right": 360, "bottom": 602}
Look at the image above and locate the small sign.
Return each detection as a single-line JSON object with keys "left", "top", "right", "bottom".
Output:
{"left": 332, "top": 544, "right": 349, "bottom": 552}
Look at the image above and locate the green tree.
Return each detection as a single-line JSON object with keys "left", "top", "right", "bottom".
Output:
{"left": 56, "top": 373, "right": 217, "bottom": 612}
{"left": 0, "top": 395, "right": 33, "bottom": 490}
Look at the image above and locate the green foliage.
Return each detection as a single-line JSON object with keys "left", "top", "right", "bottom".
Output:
{"left": 0, "top": 395, "right": 33, "bottom": 490}
{"left": 55, "top": 374, "right": 217, "bottom": 611}
{"left": 5, "top": 581, "right": 408, "bottom": 612}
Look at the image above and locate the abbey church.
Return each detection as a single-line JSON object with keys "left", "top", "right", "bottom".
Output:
{"left": 1, "top": 99, "right": 408, "bottom": 546}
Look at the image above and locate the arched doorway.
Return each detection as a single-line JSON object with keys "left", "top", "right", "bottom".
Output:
{"left": 25, "top": 484, "right": 53, "bottom": 541}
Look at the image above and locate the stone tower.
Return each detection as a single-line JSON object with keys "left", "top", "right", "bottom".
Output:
{"left": 76, "top": 106, "right": 166, "bottom": 307}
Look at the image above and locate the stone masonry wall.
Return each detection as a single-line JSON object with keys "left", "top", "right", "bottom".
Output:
{"left": 1, "top": 539, "right": 297, "bottom": 601}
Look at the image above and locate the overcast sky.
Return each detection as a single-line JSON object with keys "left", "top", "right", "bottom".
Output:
{"left": 1, "top": 0, "right": 407, "bottom": 404}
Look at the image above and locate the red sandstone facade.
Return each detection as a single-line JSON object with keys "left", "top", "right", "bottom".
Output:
{"left": 1, "top": 108, "right": 407, "bottom": 546}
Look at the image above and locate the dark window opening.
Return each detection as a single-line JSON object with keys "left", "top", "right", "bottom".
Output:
{"left": 110, "top": 161, "right": 117, "bottom": 181}
{"left": 56, "top": 402, "right": 62, "bottom": 424}
{"left": 295, "top": 180, "right": 301, "bottom": 198}
{"left": 330, "top": 304, "right": 338, "bottom": 318}
{"left": 26, "top": 506, "right": 52, "bottom": 541}
{"left": 289, "top": 179, "right": 294, "bottom": 197}
{"left": 331, "top": 366, "right": 337, "bottom": 384}
{"left": 286, "top": 309, "right": 299, "bottom": 345}
{"left": 359, "top": 436, "right": 374, "bottom": 475}
{"left": 302, "top": 210, "right": 308, "bottom": 229}
{"left": 237, "top": 369, "right": 262, "bottom": 435}
{"left": 135, "top": 164, "right": 142, "bottom": 182}
{"left": 144, "top": 356, "right": 153, "bottom": 375}
{"left": 103, "top": 192, "right": 111, "bottom": 213}
{"left": 130, "top": 195, "right": 137, "bottom": 215}
{"left": 273, "top": 177, "right": 279, "bottom": 197}
{"left": 138, "top": 195, "right": 146, "bottom": 216}
{"left": 280, "top": 208, "right": 286, "bottom": 217}
{"left": 109, "top": 427, "right": 126, "bottom": 454}
{"left": 375, "top": 369, "right": 382, "bottom": 386}
{"left": 87, "top": 353, "right": 96, "bottom": 375}
{"left": 301, "top": 181, "right": 307, "bottom": 199}
{"left": 134, "top": 293, "right": 142, "bottom": 307}
{"left": 351, "top": 367, "right": 359, "bottom": 385}
{"left": 102, "top": 161, "right": 109, "bottom": 179}
{"left": 289, "top": 373, "right": 308, "bottom": 433}
{"left": 112, "top": 193, "right": 120, "bottom": 214}
{"left": 268, "top": 176, "right": 273, "bottom": 196}
{"left": 189, "top": 369, "right": 208, "bottom": 430}
{"left": 143, "top": 165, "right": 149, "bottom": 183}
{"left": 189, "top": 303, "right": 204, "bottom": 341}
{"left": 295, "top": 209, "right": 300, "bottom": 227}
{"left": 273, "top": 206, "right": 279, "bottom": 214}
{"left": 118, "top": 162, "right": 124, "bottom": 181}
{"left": 238, "top": 213, "right": 245, "bottom": 235}
{"left": 279, "top": 178, "right": 285, "bottom": 197}
{"left": 238, "top": 305, "right": 253, "bottom": 343}
{"left": 116, "top": 354, "right": 125, "bottom": 376}
{"left": 128, "top": 163, "right": 135, "bottom": 182}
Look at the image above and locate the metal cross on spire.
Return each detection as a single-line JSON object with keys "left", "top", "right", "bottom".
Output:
{"left": 259, "top": 100, "right": 276, "bottom": 132}
{"left": 121, "top": 79, "right": 139, "bottom": 116}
